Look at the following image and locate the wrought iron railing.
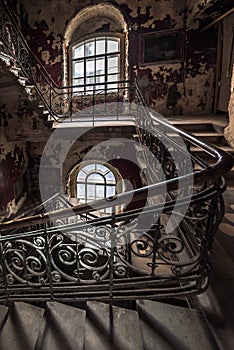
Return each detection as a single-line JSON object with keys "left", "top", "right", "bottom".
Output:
{"left": 0, "top": 133, "right": 232, "bottom": 303}
{"left": 0, "top": 0, "right": 233, "bottom": 303}
{"left": 0, "top": 175, "right": 229, "bottom": 302}
{"left": 0, "top": 0, "right": 135, "bottom": 122}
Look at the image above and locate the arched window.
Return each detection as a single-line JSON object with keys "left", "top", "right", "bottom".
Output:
{"left": 76, "top": 163, "right": 120, "bottom": 214}
{"left": 72, "top": 36, "right": 121, "bottom": 93}
{"left": 64, "top": 4, "right": 128, "bottom": 90}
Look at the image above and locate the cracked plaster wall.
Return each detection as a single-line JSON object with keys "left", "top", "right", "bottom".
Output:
{"left": 17, "top": 0, "right": 218, "bottom": 116}
{"left": 0, "top": 130, "right": 27, "bottom": 218}
{"left": 224, "top": 64, "right": 234, "bottom": 147}
{"left": 0, "top": 60, "right": 51, "bottom": 217}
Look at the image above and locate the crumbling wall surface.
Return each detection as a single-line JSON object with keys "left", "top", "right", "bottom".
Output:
{"left": 17, "top": 0, "right": 219, "bottom": 116}
{"left": 0, "top": 61, "right": 51, "bottom": 218}
{"left": 0, "top": 131, "right": 27, "bottom": 219}
{"left": 119, "top": 0, "right": 216, "bottom": 115}
{"left": 224, "top": 65, "right": 234, "bottom": 147}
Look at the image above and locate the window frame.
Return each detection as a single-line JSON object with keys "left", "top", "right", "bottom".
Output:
{"left": 68, "top": 161, "right": 123, "bottom": 215}
{"left": 69, "top": 33, "right": 125, "bottom": 93}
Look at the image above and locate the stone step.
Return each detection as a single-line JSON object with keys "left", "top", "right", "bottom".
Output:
{"left": 0, "top": 302, "right": 44, "bottom": 350}
{"left": 84, "top": 301, "right": 144, "bottom": 350}
{"left": 35, "top": 301, "right": 86, "bottom": 350}
{"left": 168, "top": 114, "right": 228, "bottom": 127}
{"left": 0, "top": 299, "right": 220, "bottom": 350}
{"left": 10, "top": 66, "right": 22, "bottom": 78}
{"left": 17, "top": 76, "right": 28, "bottom": 86}
{"left": 137, "top": 299, "right": 218, "bottom": 350}
{"left": 0, "top": 304, "right": 8, "bottom": 328}
{"left": 172, "top": 121, "right": 215, "bottom": 133}
{"left": 167, "top": 131, "right": 224, "bottom": 144}
{"left": 190, "top": 144, "right": 234, "bottom": 155}
{"left": 0, "top": 51, "right": 13, "bottom": 66}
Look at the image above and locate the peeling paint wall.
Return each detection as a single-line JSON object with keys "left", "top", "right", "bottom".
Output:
{"left": 225, "top": 64, "right": 234, "bottom": 147}
{"left": 38, "top": 125, "right": 146, "bottom": 210}
{"left": 0, "top": 0, "right": 232, "bottom": 217}
{"left": 17, "top": 0, "right": 221, "bottom": 116}
{"left": 0, "top": 60, "right": 51, "bottom": 218}
{"left": 128, "top": 0, "right": 217, "bottom": 115}
{"left": 0, "top": 131, "right": 27, "bottom": 218}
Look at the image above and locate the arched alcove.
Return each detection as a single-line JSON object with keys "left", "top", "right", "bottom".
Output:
{"left": 63, "top": 4, "right": 128, "bottom": 86}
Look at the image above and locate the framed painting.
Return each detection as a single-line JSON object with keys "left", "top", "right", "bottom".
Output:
{"left": 139, "top": 29, "right": 184, "bottom": 65}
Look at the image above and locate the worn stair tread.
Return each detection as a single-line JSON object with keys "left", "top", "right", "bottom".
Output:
{"left": 35, "top": 301, "right": 86, "bottom": 350}
{"left": 0, "top": 304, "right": 8, "bottom": 328}
{"left": 84, "top": 301, "right": 144, "bottom": 350}
{"left": 192, "top": 132, "right": 224, "bottom": 137}
{"left": 0, "top": 302, "right": 44, "bottom": 350}
{"left": 168, "top": 114, "right": 228, "bottom": 126}
{"left": 137, "top": 300, "right": 218, "bottom": 350}
{"left": 190, "top": 145, "right": 234, "bottom": 153}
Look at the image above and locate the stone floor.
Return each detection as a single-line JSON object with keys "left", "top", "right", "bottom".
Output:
{"left": 217, "top": 187, "right": 234, "bottom": 258}
{"left": 198, "top": 186, "right": 234, "bottom": 350}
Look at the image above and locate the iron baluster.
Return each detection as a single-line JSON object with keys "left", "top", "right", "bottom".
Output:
{"left": 44, "top": 223, "right": 54, "bottom": 300}
{"left": 109, "top": 211, "right": 116, "bottom": 303}
{"left": 0, "top": 239, "right": 9, "bottom": 303}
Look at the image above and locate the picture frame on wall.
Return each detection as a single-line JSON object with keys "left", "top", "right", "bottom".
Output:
{"left": 139, "top": 29, "right": 184, "bottom": 65}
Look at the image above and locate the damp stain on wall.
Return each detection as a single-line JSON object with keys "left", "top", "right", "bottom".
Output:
{"left": 0, "top": 135, "right": 27, "bottom": 214}
{"left": 16, "top": 0, "right": 220, "bottom": 115}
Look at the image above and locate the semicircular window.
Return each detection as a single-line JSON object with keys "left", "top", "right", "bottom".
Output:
{"left": 76, "top": 163, "right": 118, "bottom": 214}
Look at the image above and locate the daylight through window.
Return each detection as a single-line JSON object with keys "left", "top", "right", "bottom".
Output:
{"left": 72, "top": 36, "right": 121, "bottom": 93}
{"left": 76, "top": 163, "right": 117, "bottom": 213}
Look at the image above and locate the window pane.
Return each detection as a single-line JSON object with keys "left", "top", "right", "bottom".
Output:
{"left": 78, "top": 169, "right": 86, "bottom": 180}
{"left": 107, "top": 39, "right": 119, "bottom": 53}
{"left": 97, "top": 164, "right": 109, "bottom": 173}
{"left": 95, "top": 75, "right": 105, "bottom": 84}
{"left": 108, "top": 56, "right": 119, "bottom": 74}
{"left": 73, "top": 61, "right": 84, "bottom": 78}
{"left": 107, "top": 74, "right": 118, "bottom": 82}
{"left": 106, "top": 185, "right": 115, "bottom": 197}
{"left": 84, "top": 164, "right": 95, "bottom": 172}
{"left": 73, "top": 78, "right": 84, "bottom": 92}
{"left": 95, "top": 76, "right": 105, "bottom": 91}
{"left": 87, "top": 184, "right": 95, "bottom": 198}
{"left": 73, "top": 77, "right": 83, "bottom": 85}
{"left": 73, "top": 44, "right": 84, "bottom": 58}
{"left": 96, "top": 39, "right": 105, "bottom": 55}
{"left": 106, "top": 171, "right": 115, "bottom": 182}
{"left": 86, "top": 59, "right": 95, "bottom": 76}
{"left": 96, "top": 58, "right": 105, "bottom": 75}
{"left": 107, "top": 75, "right": 118, "bottom": 91}
{"left": 96, "top": 185, "right": 104, "bottom": 198}
{"left": 77, "top": 183, "right": 85, "bottom": 198}
{"left": 87, "top": 77, "right": 95, "bottom": 84}
{"left": 89, "top": 173, "right": 104, "bottom": 183}
{"left": 85, "top": 40, "right": 95, "bottom": 56}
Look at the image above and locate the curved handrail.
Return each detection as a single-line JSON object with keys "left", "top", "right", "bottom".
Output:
{"left": 0, "top": 0, "right": 131, "bottom": 121}
{"left": 0, "top": 0, "right": 233, "bottom": 233}
{"left": 1, "top": 0, "right": 234, "bottom": 302}
{"left": 0, "top": 140, "right": 232, "bottom": 232}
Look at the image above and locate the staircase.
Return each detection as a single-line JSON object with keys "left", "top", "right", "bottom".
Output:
{"left": 0, "top": 56, "right": 52, "bottom": 142}
{"left": 0, "top": 299, "right": 218, "bottom": 350}
{"left": 168, "top": 115, "right": 234, "bottom": 185}
{"left": 0, "top": 3, "right": 234, "bottom": 349}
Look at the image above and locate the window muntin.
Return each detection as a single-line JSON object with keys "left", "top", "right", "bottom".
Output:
{"left": 76, "top": 163, "right": 117, "bottom": 213}
{"left": 72, "top": 36, "right": 120, "bottom": 93}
